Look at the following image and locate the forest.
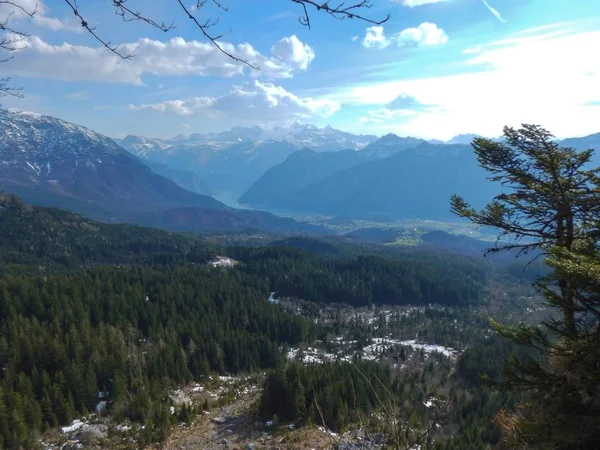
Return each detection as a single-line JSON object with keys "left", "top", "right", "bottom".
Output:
{"left": 0, "top": 194, "right": 502, "bottom": 448}
{"left": 229, "top": 246, "right": 487, "bottom": 307}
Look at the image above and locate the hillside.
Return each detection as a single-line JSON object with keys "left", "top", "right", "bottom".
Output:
{"left": 361, "top": 133, "right": 427, "bottom": 158}
{"left": 0, "top": 109, "right": 225, "bottom": 217}
{"left": 0, "top": 110, "right": 328, "bottom": 234}
{"left": 0, "top": 193, "right": 214, "bottom": 269}
{"left": 239, "top": 148, "right": 370, "bottom": 207}
{"left": 245, "top": 143, "right": 501, "bottom": 220}
{"left": 118, "top": 124, "right": 378, "bottom": 200}
{"left": 143, "top": 160, "right": 213, "bottom": 196}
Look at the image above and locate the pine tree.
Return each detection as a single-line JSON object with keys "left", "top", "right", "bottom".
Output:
{"left": 451, "top": 124, "right": 600, "bottom": 448}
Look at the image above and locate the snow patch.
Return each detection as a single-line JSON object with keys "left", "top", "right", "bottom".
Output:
{"left": 61, "top": 420, "right": 86, "bottom": 434}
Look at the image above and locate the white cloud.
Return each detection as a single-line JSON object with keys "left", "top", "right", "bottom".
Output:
{"left": 3, "top": 34, "right": 316, "bottom": 84}
{"left": 351, "top": 35, "right": 360, "bottom": 42}
{"left": 360, "top": 93, "right": 441, "bottom": 123}
{"left": 362, "top": 23, "right": 448, "bottom": 49}
{"left": 270, "top": 35, "right": 315, "bottom": 70}
{"left": 129, "top": 80, "right": 340, "bottom": 123}
{"left": 334, "top": 26, "right": 600, "bottom": 139}
{"left": 482, "top": 0, "right": 506, "bottom": 24}
{"left": 363, "top": 26, "right": 389, "bottom": 49}
{"left": 398, "top": 0, "right": 451, "bottom": 7}
{"left": 360, "top": 108, "right": 417, "bottom": 124}
{"left": 1, "top": 0, "right": 80, "bottom": 32}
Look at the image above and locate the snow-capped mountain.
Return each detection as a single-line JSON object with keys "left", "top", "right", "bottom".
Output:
{"left": 1, "top": 109, "right": 124, "bottom": 164}
{"left": 0, "top": 109, "right": 225, "bottom": 217}
{"left": 0, "top": 109, "right": 328, "bottom": 234}
{"left": 361, "top": 133, "right": 428, "bottom": 158}
{"left": 446, "top": 134, "right": 483, "bottom": 145}
{"left": 119, "top": 123, "right": 375, "bottom": 156}
{"left": 118, "top": 134, "right": 174, "bottom": 158}
{"left": 116, "top": 123, "right": 378, "bottom": 201}
{"left": 259, "top": 123, "right": 377, "bottom": 150}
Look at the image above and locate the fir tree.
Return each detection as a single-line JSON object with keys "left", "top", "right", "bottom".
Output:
{"left": 451, "top": 124, "right": 600, "bottom": 448}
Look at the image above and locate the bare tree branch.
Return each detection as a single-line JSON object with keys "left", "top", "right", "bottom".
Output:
{"left": 0, "top": 76, "right": 22, "bottom": 97}
{"left": 1, "top": 0, "right": 390, "bottom": 96}
{"left": 291, "top": 0, "right": 390, "bottom": 29}
{"left": 62, "top": 0, "right": 134, "bottom": 59}
{"left": 53, "top": 0, "right": 389, "bottom": 68}
{"left": 0, "top": 0, "right": 39, "bottom": 97}
{"left": 174, "top": 0, "right": 257, "bottom": 69}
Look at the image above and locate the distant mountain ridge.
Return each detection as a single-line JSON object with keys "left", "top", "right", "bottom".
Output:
{"left": 0, "top": 109, "right": 326, "bottom": 234}
{"left": 362, "top": 133, "right": 428, "bottom": 158}
{"left": 240, "top": 140, "right": 501, "bottom": 220}
{"left": 5, "top": 108, "right": 599, "bottom": 231}
{"left": 239, "top": 148, "right": 371, "bottom": 208}
{"left": 0, "top": 109, "right": 224, "bottom": 216}
{"left": 117, "top": 124, "right": 379, "bottom": 200}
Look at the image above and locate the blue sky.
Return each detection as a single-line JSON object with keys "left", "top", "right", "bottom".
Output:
{"left": 2, "top": 0, "right": 600, "bottom": 140}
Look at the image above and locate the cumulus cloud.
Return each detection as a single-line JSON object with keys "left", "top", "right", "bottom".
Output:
{"left": 388, "top": 93, "right": 439, "bottom": 110}
{"left": 360, "top": 93, "right": 440, "bottom": 123}
{"left": 339, "top": 26, "right": 600, "bottom": 139}
{"left": 362, "top": 23, "right": 448, "bottom": 49}
{"left": 270, "top": 35, "right": 315, "bottom": 70}
{"left": 1, "top": 0, "right": 79, "bottom": 32}
{"left": 129, "top": 80, "right": 340, "bottom": 123}
{"left": 3, "top": 34, "right": 316, "bottom": 84}
{"left": 462, "top": 46, "right": 481, "bottom": 55}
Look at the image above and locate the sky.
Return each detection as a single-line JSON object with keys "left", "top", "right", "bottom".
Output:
{"left": 2, "top": 0, "right": 600, "bottom": 140}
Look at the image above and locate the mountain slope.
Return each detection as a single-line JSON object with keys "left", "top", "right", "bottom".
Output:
{"left": 117, "top": 124, "right": 378, "bottom": 199}
{"left": 0, "top": 109, "right": 225, "bottom": 218}
{"left": 560, "top": 133, "right": 600, "bottom": 167}
{"left": 0, "top": 110, "right": 327, "bottom": 234}
{"left": 239, "top": 148, "right": 370, "bottom": 208}
{"left": 142, "top": 159, "right": 213, "bottom": 195}
{"left": 0, "top": 192, "right": 213, "bottom": 269}
{"left": 263, "top": 143, "right": 501, "bottom": 220}
{"left": 361, "top": 133, "right": 427, "bottom": 158}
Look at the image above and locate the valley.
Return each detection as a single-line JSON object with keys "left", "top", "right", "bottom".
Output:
{"left": 0, "top": 192, "right": 549, "bottom": 449}
{"left": 0, "top": 108, "right": 587, "bottom": 450}
{"left": 2, "top": 0, "right": 600, "bottom": 448}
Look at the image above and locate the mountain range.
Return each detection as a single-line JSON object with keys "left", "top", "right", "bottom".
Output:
{"left": 237, "top": 129, "right": 600, "bottom": 220}
{"left": 2, "top": 108, "right": 600, "bottom": 233}
{"left": 117, "top": 123, "right": 378, "bottom": 201}
{"left": 240, "top": 142, "right": 500, "bottom": 220}
{"left": 0, "top": 109, "right": 323, "bottom": 234}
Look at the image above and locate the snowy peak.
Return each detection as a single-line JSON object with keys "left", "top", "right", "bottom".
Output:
{"left": 128, "top": 123, "right": 378, "bottom": 155}
{"left": 0, "top": 109, "right": 226, "bottom": 216}
{"left": 1, "top": 109, "right": 120, "bottom": 158}
{"left": 362, "top": 133, "right": 428, "bottom": 158}
{"left": 446, "top": 134, "right": 482, "bottom": 145}
{"left": 119, "top": 135, "right": 173, "bottom": 157}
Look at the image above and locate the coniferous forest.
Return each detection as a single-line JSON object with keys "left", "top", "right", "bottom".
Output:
{"left": 0, "top": 193, "right": 515, "bottom": 448}
{"left": 3, "top": 120, "right": 600, "bottom": 450}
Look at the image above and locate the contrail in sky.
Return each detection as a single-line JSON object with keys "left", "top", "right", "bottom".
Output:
{"left": 482, "top": 0, "right": 507, "bottom": 23}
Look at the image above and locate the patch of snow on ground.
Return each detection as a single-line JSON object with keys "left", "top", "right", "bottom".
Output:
{"left": 209, "top": 256, "right": 239, "bottom": 268}
{"left": 61, "top": 419, "right": 86, "bottom": 434}
{"left": 398, "top": 340, "right": 459, "bottom": 359}
{"left": 318, "top": 425, "right": 338, "bottom": 437}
